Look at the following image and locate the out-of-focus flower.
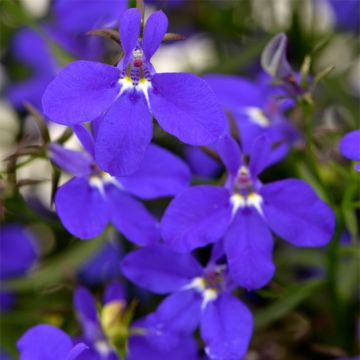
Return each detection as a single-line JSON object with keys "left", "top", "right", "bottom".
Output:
{"left": 49, "top": 126, "right": 191, "bottom": 240}
{"left": 122, "top": 245, "right": 253, "bottom": 360}
{"left": 0, "top": 225, "right": 38, "bottom": 311}
{"left": 161, "top": 135, "right": 335, "bottom": 290}
{"left": 42, "top": 8, "right": 227, "bottom": 176}
{"left": 17, "top": 324, "right": 88, "bottom": 359}
{"left": 339, "top": 129, "right": 360, "bottom": 171}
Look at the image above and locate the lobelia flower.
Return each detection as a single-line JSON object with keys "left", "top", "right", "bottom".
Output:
{"left": 42, "top": 7, "right": 227, "bottom": 176}
{"left": 49, "top": 125, "right": 191, "bottom": 240}
{"left": 205, "top": 72, "right": 299, "bottom": 165}
{"left": 121, "top": 245, "right": 253, "bottom": 360}
{"left": 161, "top": 135, "right": 336, "bottom": 290}
{"left": 0, "top": 225, "right": 38, "bottom": 311}
{"left": 339, "top": 129, "right": 360, "bottom": 171}
{"left": 17, "top": 324, "right": 88, "bottom": 360}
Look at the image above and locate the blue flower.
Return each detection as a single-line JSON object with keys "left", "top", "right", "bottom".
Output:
{"left": 121, "top": 245, "right": 253, "bottom": 360}
{"left": 49, "top": 126, "right": 191, "bottom": 240}
{"left": 161, "top": 135, "right": 336, "bottom": 290}
{"left": 17, "top": 324, "right": 88, "bottom": 360}
{"left": 0, "top": 224, "right": 38, "bottom": 311}
{"left": 42, "top": 8, "right": 227, "bottom": 176}
{"left": 205, "top": 72, "right": 300, "bottom": 165}
{"left": 339, "top": 129, "right": 360, "bottom": 171}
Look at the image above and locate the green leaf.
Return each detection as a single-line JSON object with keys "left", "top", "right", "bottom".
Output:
{"left": 254, "top": 279, "right": 324, "bottom": 330}
{"left": 3, "top": 233, "right": 105, "bottom": 292}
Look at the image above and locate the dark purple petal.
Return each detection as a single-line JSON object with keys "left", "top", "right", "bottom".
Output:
{"left": 249, "top": 135, "right": 272, "bottom": 177}
{"left": 145, "top": 290, "right": 202, "bottom": 349}
{"left": 42, "top": 61, "right": 120, "bottom": 125}
{"left": 119, "top": 144, "right": 191, "bottom": 199}
{"left": 79, "top": 241, "right": 122, "bottom": 286}
{"left": 216, "top": 135, "right": 242, "bottom": 176}
{"left": 200, "top": 293, "right": 253, "bottom": 360}
{"left": 73, "top": 125, "right": 95, "bottom": 158}
{"left": 340, "top": 130, "right": 360, "bottom": 161}
{"left": 119, "top": 8, "right": 141, "bottom": 62}
{"left": 95, "top": 92, "right": 153, "bottom": 176}
{"left": 0, "top": 225, "right": 37, "bottom": 280}
{"left": 107, "top": 186, "right": 160, "bottom": 246}
{"left": 121, "top": 246, "right": 202, "bottom": 294}
{"left": 224, "top": 208, "right": 275, "bottom": 290}
{"left": 17, "top": 324, "right": 87, "bottom": 360}
{"left": 142, "top": 11, "right": 168, "bottom": 60}
{"left": 49, "top": 144, "right": 93, "bottom": 177}
{"left": 55, "top": 178, "right": 109, "bottom": 239}
{"left": 103, "top": 281, "right": 125, "bottom": 304}
{"left": 150, "top": 73, "right": 227, "bottom": 145}
{"left": 261, "top": 179, "right": 335, "bottom": 247}
{"left": 204, "top": 74, "right": 263, "bottom": 109}
{"left": 128, "top": 334, "right": 198, "bottom": 360}
{"left": 161, "top": 186, "right": 232, "bottom": 252}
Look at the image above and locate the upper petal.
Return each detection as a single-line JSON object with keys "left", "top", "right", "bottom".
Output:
{"left": 216, "top": 135, "right": 242, "bottom": 176}
{"left": 142, "top": 10, "right": 168, "bottom": 61}
{"left": 261, "top": 179, "right": 336, "bottom": 247}
{"left": 55, "top": 177, "right": 109, "bottom": 239}
{"left": 161, "top": 186, "right": 232, "bottom": 252}
{"left": 42, "top": 61, "right": 120, "bottom": 125}
{"left": 150, "top": 73, "right": 227, "bottom": 145}
{"left": 248, "top": 135, "right": 272, "bottom": 178}
{"left": 107, "top": 186, "right": 160, "bottom": 246}
{"left": 224, "top": 208, "right": 275, "bottom": 290}
{"left": 119, "top": 143, "right": 191, "bottom": 199}
{"left": 95, "top": 92, "right": 153, "bottom": 176}
{"left": 200, "top": 293, "right": 253, "bottom": 360}
{"left": 121, "top": 246, "right": 203, "bottom": 294}
{"left": 119, "top": 8, "right": 141, "bottom": 62}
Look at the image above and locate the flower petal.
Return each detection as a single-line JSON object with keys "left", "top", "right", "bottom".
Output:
{"left": 0, "top": 225, "right": 37, "bottom": 280}
{"left": 200, "top": 293, "right": 253, "bottom": 360}
{"left": 121, "top": 246, "right": 203, "bottom": 294}
{"left": 119, "top": 144, "right": 191, "bottom": 199}
{"left": 107, "top": 186, "right": 160, "bottom": 246}
{"left": 261, "top": 179, "right": 335, "bottom": 247}
{"left": 224, "top": 208, "right": 275, "bottom": 290}
{"left": 49, "top": 143, "right": 93, "bottom": 177}
{"left": 73, "top": 125, "right": 95, "bottom": 158}
{"left": 145, "top": 290, "right": 202, "bottom": 349}
{"left": 55, "top": 177, "right": 109, "bottom": 239}
{"left": 119, "top": 8, "right": 141, "bottom": 62}
{"left": 340, "top": 129, "right": 360, "bottom": 161}
{"left": 204, "top": 74, "right": 263, "bottom": 109}
{"left": 42, "top": 61, "right": 120, "bottom": 125}
{"left": 17, "top": 324, "right": 74, "bottom": 360}
{"left": 150, "top": 73, "right": 226, "bottom": 145}
{"left": 95, "top": 92, "right": 153, "bottom": 176}
{"left": 161, "top": 186, "right": 232, "bottom": 252}
{"left": 142, "top": 11, "right": 168, "bottom": 61}
{"left": 249, "top": 135, "right": 272, "bottom": 178}
{"left": 216, "top": 135, "right": 242, "bottom": 176}
{"left": 66, "top": 343, "right": 89, "bottom": 360}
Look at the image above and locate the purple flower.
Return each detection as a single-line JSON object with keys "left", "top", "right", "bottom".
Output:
{"left": 7, "top": 28, "right": 57, "bottom": 110}
{"left": 161, "top": 135, "right": 336, "bottom": 290}
{"left": 50, "top": 126, "right": 191, "bottom": 240}
{"left": 17, "top": 324, "right": 88, "bottom": 360}
{"left": 0, "top": 225, "right": 38, "bottom": 311}
{"left": 42, "top": 8, "right": 227, "bottom": 176}
{"left": 121, "top": 245, "right": 253, "bottom": 360}
{"left": 339, "top": 129, "right": 360, "bottom": 171}
{"left": 205, "top": 73, "right": 299, "bottom": 165}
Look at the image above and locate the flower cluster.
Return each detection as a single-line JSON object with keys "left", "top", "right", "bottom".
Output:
{"left": 2, "top": 1, "right": 357, "bottom": 360}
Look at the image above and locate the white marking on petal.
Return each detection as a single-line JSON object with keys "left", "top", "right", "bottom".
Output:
{"left": 247, "top": 192, "right": 264, "bottom": 216}
{"left": 95, "top": 340, "right": 112, "bottom": 357}
{"left": 230, "top": 193, "right": 246, "bottom": 216}
{"left": 245, "top": 107, "right": 270, "bottom": 127}
{"left": 183, "top": 277, "right": 206, "bottom": 292}
{"left": 201, "top": 288, "right": 218, "bottom": 309}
